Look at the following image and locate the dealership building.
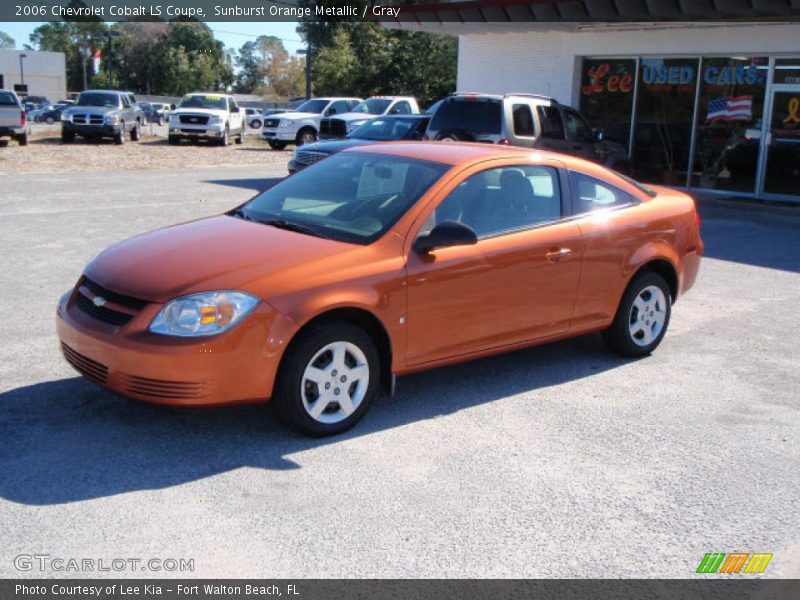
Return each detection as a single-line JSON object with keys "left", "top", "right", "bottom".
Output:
{"left": 0, "top": 50, "right": 67, "bottom": 104}
{"left": 391, "top": 0, "right": 800, "bottom": 202}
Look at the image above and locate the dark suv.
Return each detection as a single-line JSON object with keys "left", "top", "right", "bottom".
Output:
{"left": 61, "top": 90, "right": 144, "bottom": 145}
{"left": 427, "top": 93, "right": 631, "bottom": 174}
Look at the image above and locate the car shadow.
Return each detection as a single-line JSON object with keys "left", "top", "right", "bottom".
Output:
{"left": 697, "top": 197, "right": 800, "bottom": 273}
{"left": 205, "top": 177, "right": 283, "bottom": 192}
{"left": 0, "top": 333, "right": 626, "bottom": 505}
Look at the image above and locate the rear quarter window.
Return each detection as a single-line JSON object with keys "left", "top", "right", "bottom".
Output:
{"left": 569, "top": 171, "right": 638, "bottom": 214}
{"left": 0, "top": 92, "right": 19, "bottom": 106}
{"left": 430, "top": 98, "right": 502, "bottom": 135}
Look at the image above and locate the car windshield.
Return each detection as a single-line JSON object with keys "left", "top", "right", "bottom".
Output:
{"left": 351, "top": 99, "right": 392, "bottom": 115}
{"left": 179, "top": 95, "right": 227, "bottom": 110}
{"left": 233, "top": 152, "right": 450, "bottom": 244}
{"left": 431, "top": 98, "right": 502, "bottom": 135}
{"left": 349, "top": 117, "right": 424, "bottom": 141}
{"left": 0, "top": 92, "right": 17, "bottom": 106}
{"left": 76, "top": 93, "right": 119, "bottom": 108}
{"left": 295, "top": 99, "right": 330, "bottom": 114}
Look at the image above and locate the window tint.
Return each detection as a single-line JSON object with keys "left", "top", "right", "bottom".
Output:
{"left": 121, "top": 95, "right": 131, "bottom": 108}
{"left": 421, "top": 166, "right": 562, "bottom": 239}
{"left": 328, "top": 100, "right": 349, "bottom": 115}
{"left": 563, "top": 109, "right": 594, "bottom": 142}
{"left": 512, "top": 104, "right": 535, "bottom": 137}
{"left": 0, "top": 92, "right": 17, "bottom": 106}
{"left": 537, "top": 106, "right": 565, "bottom": 140}
{"left": 430, "top": 98, "right": 502, "bottom": 135}
{"left": 569, "top": 171, "right": 636, "bottom": 214}
{"left": 390, "top": 101, "right": 412, "bottom": 115}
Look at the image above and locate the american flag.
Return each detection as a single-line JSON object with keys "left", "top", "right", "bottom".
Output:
{"left": 706, "top": 96, "right": 753, "bottom": 122}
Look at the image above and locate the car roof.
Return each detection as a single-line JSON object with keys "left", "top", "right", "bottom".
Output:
{"left": 81, "top": 90, "right": 120, "bottom": 95}
{"left": 341, "top": 141, "right": 555, "bottom": 165}
{"left": 369, "top": 114, "right": 429, "bottom": 121}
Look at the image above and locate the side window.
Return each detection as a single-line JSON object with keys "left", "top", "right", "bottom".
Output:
{"left": 569, "top": 171, "right": 636, "bottom": 214}
{"left": 563, "top": 109, "right": 594, "bottom": 142}
{"left": 229, "top": 98, "right": 239, "bottom": 112}
{"left": 347, "top": 100, "right": 360, "bottom": 111}
{"left": 328, "top": 101, "right": 347, "bottom": 115}
{"left": 537, "top": 106, "right": 565, "bottom": 140}
{"left": 120, "top": 95, "right": 130, "bottom": 108}
{"left": 391, "top": 101, "right": 412, "bottom": 115}
{"left": 512, "top": 103, "right": 535, "bottom": 137}
{"left": 420, "top": 165, "right": 562, "bottom": 239}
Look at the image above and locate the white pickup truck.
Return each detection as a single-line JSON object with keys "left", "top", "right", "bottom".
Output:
{"left": 0, "top": 89, "right": 29, "bottom": 146}
{"left": 260, "top": 97, "right": 362, "bottom": 150}
{"left": 167, "top": 92, "right": 246, "bottom": 146}
{"left": 318, "top": 96, "right": 420, "bottom": 139}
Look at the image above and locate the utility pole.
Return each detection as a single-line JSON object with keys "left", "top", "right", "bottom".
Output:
{"left": 104, "top": 31, "right": 119, "bottom": 88}
{"left": 296, "top": 26, "right": 311, "bottom": 100}
{"left": 19, "top": 53, "right": 26, "bottom": 86}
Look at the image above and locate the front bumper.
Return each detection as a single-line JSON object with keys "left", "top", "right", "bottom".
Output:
{"left": 168, "top": 123, "right": 225, "bottom": 139}
{"left": 261, "top": 128, "right": 296, "bottom": 141}
{"left": 63, "top": 122, "right": 121, "bottom": 137}
{"left": 56, "top": 288, "right": 296, "bottom": 407}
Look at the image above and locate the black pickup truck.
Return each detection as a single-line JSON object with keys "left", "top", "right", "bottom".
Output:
{"left": 61, "top": 90, "right": 144, "bottom": 144}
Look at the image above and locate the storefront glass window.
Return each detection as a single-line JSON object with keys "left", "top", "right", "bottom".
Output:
{"left": 774, "top": 57, "right": 800, "bottom": 85}
{"left": 632, "top": 58, "right": 699, "bottom": 185}
{"left": 690, "top": 57, "right": 768, "bottom": 193}
{"left": 579, "top": 58, "right": 636, "bottom": 151}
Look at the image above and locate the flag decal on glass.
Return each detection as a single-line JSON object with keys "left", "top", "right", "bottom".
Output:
{"left": 706, "top": 95, "right": 753, "bottom": 122}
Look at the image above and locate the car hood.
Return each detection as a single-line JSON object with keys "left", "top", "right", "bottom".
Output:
{"left": 330, "top": 113, "right": 378, "bottom": 123}
{"left": 270, "top": 111, "right": 318, "bottom": 121}
{"left": 299, "top": 138, "right": 377, "bottom": 154}
{"left": 85, "top": 215, "right": 359, "bottom": 304}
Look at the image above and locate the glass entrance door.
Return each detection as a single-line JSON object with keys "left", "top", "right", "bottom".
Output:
{"left": 762, "top": 86, "right": 800, "bottom": 198}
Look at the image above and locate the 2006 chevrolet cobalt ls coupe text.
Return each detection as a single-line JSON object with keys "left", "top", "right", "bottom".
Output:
{"left": 57, "top": 143, "right": 702, "bottom": 436}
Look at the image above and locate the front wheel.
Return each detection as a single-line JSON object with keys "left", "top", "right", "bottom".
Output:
{"left": 18, "top": 131, "right": 28, "bottom": 146}
{"left": 219, "top": 127, "right": 229, "bottom": 146}
{"left": 235, "top": 127, "right": 245, "bottom": 144}
{"left": 296, "top": 128, "right": 316, "bottom": 146}
{"left": 272, "top": 323, "right": 380, "bottom": 437}
{"left": 130, "top": 122, "right": 141, "bottom": 141}
{"left": 603, "top": 272, "right": 671, "bottom": 357}
{"left": 113, "top": 123, "right": 125, "bottom": 145}
{"left": 250, "top": 119, "right": 261, "bottom": 130}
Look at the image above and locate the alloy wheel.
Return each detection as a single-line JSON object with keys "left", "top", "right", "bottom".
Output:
{"left": 300, "top": 341, "right": 370, "bottom": 424}
{"left": 628, "top": 285, "right": 667, "bottom": 347}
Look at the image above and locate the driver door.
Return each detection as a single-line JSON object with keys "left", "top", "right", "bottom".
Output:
{"left": 228, "top": 98, "right": 243, "bottom": 131}
{"left": 405, "top": 161, "right": 582, "bottom": 366}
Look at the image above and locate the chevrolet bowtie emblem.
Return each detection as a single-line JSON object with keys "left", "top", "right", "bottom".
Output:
{"left": 93, "top": 296, "right": 107, "bottom": 307}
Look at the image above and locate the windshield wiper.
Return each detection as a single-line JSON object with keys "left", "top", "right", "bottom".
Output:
{"left": 262, "top": 218, "right": 331, "bottom": 239}
{"left": 229, "top": 208, "right": 255, "bottom": 222}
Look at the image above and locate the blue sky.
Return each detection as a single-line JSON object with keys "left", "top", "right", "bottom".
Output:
{"left": 0, "top": 21, "right": 304, "bottom": 55}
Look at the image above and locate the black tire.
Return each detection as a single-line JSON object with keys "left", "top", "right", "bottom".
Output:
{"left": 235, "top": 127, "right": 245, "bottom": 144}
{"left": 272, "top": 322, "right": 381, "bottom": 437}
{"left": 0, "top": 140, "right": 9, "bottom": 148}
{"left": 268, "top": 140, "right": 288, "bottom": 150}
{"left": 114, "top": 123, "right": 125, "bottom": 145}
{"left": 251, "top": 119, "right": 261, "bottom": 130}
{"left": 130, "top": 121, "right": 141, "bottom": 142}
{"left": 46, "top": 116, "right": 55, "bottom": 125}
{"left": 219, "top": 127, "right": 229, "bottom": 146}
{"left": 18, "top": 131, "right": 28, "bottom": 146}
{"left": 603, "top": 272, "right": 672, "bottom": 358}
{"left": 296, "top": 127, "right": 317, "bottom": 146}
{"left": 61, "top": 132, "right": 75, "bottom": 144}
{"left": 168, "top": 135, "right": 180, "bottom": 145}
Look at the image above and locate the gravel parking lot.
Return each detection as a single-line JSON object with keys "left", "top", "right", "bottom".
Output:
{"left": 0, "top": 164, "right": 798, "bottom": 578}
{"left": 0, "top": 122, "right": 292, "bottom": 174}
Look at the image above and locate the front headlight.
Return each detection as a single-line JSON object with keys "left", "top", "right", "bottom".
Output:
{"left": 105, "top": 114, "right": 120, "bottom": 124}
{"left": 208, "top": 115, "right": 223, "bottom": 125}
{"left": 149, "top": 291, "right": 259, "bottom": 337}
{"left": 169, "top": 114, "right": 179, "bottom": 124}
{"left": 61, "top": 113, "right": 71, "bottom": 122}
{"left": 347, "top": 120, "right": 366, "bottom": 132}
{"left": 279, "top": 119, "right": 294, "bottom": 128}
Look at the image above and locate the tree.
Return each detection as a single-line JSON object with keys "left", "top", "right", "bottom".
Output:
{"left": 235, "top": 35, "right": 290, "bottom": 95}
{"left": 312, "top": 28, "right": 358, "bottom": 96}
{"left": 0, "top": 30, "right": 15, "bottom": 49}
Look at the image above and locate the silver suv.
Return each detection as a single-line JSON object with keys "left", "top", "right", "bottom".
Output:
{"left": 426, "top": 93, "right": 631, "bottom": 174}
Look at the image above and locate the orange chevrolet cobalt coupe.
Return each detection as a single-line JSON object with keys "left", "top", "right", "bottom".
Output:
{"left": 57, "top": 143, "right": 702, "bottom": 436}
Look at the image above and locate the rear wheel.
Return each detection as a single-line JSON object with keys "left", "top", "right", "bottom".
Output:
{"left": 272, "top": 323, "right": 380, "bottom": 437}
{"left": 268, "top": 140, "right": 287, "bottom": 150}
{"left": 603, "top": 272, "right": 671, "bottom": 357}
{"left": 251, "top": 119, "right": 262, "bottom": 130}
{"left": 46, "top": 116, "right": 55, "bottom": 125}
{"left": 18, "top": 131, "right": 28, "bottom": 146}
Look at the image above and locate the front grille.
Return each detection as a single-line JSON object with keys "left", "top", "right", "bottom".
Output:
{"left": 295, "top": 150, "right": 328, "bottom": 165}
{"left": 264, "top": 118, "right": 280, "bottom": 128}
{"left": 179, "top": 114, "right": 209, "bottom": 125}
{"left": 75, "top": 276, "right": 148, "bottom": 327}
{"left": 61, "top": 342, "right": 108, "bottom": 385}
{"left": 72, "top": 114, "right": 104, "bottom": 125}
{"left": 319, "top": 118, "right": 332, "bottom": 136}
{"left": 82, "top": 277, "right": 148, "bottom": 310}
{"left": 323, "top": 118, "right": 347, "bottom": 138}
{"left": 119, "top": 374, "right": 208, "bottom": 400}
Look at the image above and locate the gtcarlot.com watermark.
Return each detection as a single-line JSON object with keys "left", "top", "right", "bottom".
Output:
{"left": 14, "top": 554, "right": 194, "bottom": 573}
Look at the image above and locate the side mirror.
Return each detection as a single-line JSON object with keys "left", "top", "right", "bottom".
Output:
{"left": 325, "top": 108, "right": 336, "bottom": 116}
{"left": 413, "top": 221, "right": 478, "bottom": 254}
{"left": 594, "top": 128, "right": 604, "bottom": 142}
{"left": 170, "top": 104, "right": 176, "bottom": 110}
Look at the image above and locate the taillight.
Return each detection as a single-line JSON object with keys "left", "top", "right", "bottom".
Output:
{"left": 21, "top": 110, "right": 26, "bottom": 127}
{"left": 497, "top": 139, "right": 510, "bottom": 145}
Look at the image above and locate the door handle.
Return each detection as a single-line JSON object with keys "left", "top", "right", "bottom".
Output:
{"left": 545, "top": 248, "right": 572, "bottom": 262}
